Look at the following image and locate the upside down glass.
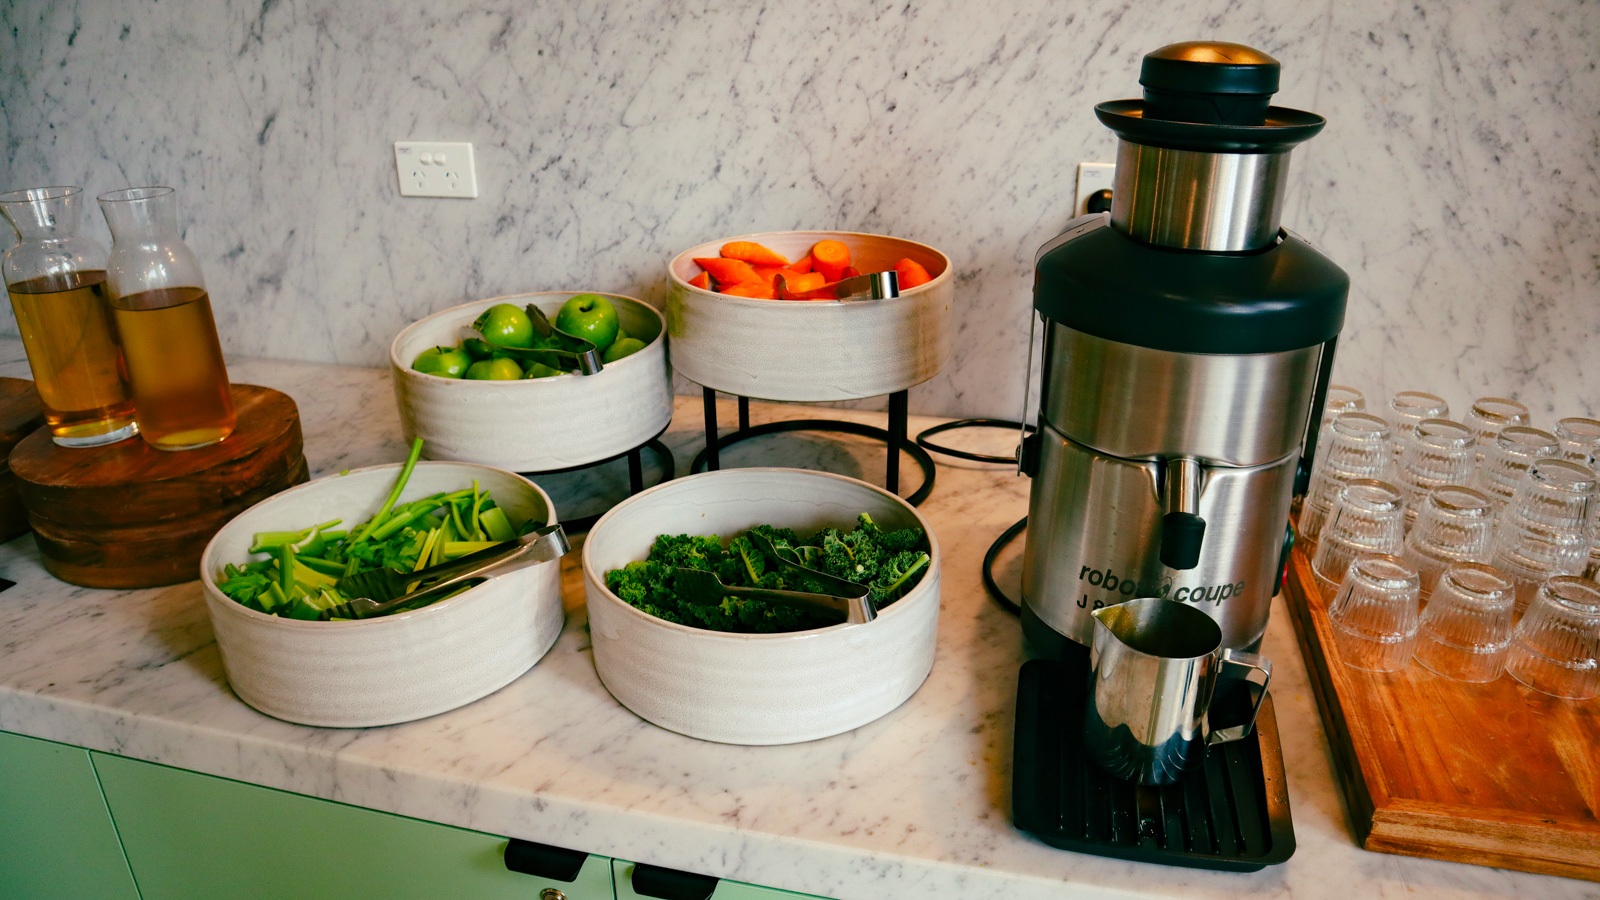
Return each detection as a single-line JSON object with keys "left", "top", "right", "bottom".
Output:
{"left": 1465, "top": 397, "right": 1532, "bottom": 460}
{"left": 1328, "top": 554, "right": 1422, "bottom": 673}
{"left": 1490, "top": 459, "right": 1596, "bottom": 611}
{"left": 1473, "top": 426, "right": 1560, "bottom": 516}
{"left": 0, "top": 186, "right": 138, "bottom": 446}
{"left": 1392, "top": 418, "right": 1475, "bottom": 524}
{"left": 1555, "top": 417, "right": 1600, "bottom": 470}
{"left": 1312, "top": 479, "right": 1406, "bottom": 593}
{"left": 1300, "top": 412, "right": 1391, "bottom": 543}
{"left": 98, "top": 187, "right": 235, "bottom": 450}
{"left": 1385, "top": 390, "right": 1450, "bottom": 463}
{"left": 1401, "top": 485, "right": 1495, "bottom": 597}
{"left": 1414, "top": 562, "right": 1515, "bottom": 683}
{"left": 1505, "top": 576, "right": 1600, "bottom": 700}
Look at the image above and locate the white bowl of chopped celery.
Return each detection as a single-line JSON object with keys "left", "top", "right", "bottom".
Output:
{"left": 200, "top": 458, "right": 562, "bottom": 727}
{"left": 583, "top": 468, "right": 941, "bottom": 745}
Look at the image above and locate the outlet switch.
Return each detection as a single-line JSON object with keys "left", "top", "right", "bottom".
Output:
{"left": 395, "top": 141, "right": 478, "bottom": 198}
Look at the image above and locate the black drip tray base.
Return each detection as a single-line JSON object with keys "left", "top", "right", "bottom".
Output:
{"left": 1012, "top": 650, "right": 1295, "bottom": 872}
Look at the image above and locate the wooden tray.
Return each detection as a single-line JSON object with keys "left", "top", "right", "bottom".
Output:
{"left": 9, "top": 384, "right": 308, "bottom": 588}
{"left": 1283, "top": 542, "right": 1600, "bottom": 881}
{"left": 0, "top": 377, "right": 46, "bottom": 543}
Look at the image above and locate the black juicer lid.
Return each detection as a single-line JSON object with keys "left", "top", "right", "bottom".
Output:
{"left": 1096, "top": 41, "right": 1325, "bottom": 153}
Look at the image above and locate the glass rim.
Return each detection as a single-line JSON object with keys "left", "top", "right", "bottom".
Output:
{"left": 1326, "top": 385, "right": 1364, "bottom": 404}
{"left": 1332, "top": 411, "right": 1390, "bottom": 438}
{"left": 1498, "top": 425, "right": 1559, "bottom": 451}
{"left": 1471, "top": 397, "right": 1530, "bottom": 421}
{"left": 1350, "top": 553, "right": 1419, "bottom": 588}
{"left": 1440, "top": 561, "right": 1514, "bottom": 598}
{"left": 1527, "top": 458, "right": 1598, "bottom": 491}
{"left": 1341, "top": 478, "right": 1404, "bottom": 509}
{"left": 1556, "top": 417, "right": 1600, "bottom": 440}
{"left": 1540, "top": 575, "right": 1600, "bottom": 612}
{"left": 0, "top": 185, "right": 82, "bottom": 205}
{"left": 96, "top": 185, "right": 176, "bottom": 204}
{"left": 1391, "top": 391, "right": 1449, "bottom": 414}
{"left": 1414, "top": 418, "right": 1473, "bottom": 447}
{"left": 1428, "top": 485, "right": 1492, "bottom": 513}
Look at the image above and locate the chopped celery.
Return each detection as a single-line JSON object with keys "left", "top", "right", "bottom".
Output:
{"left": 479, "top": 507, "right": 516, "bottom": 543}
{"left": 442, "top": 541, "right": 500, "bottom": 560}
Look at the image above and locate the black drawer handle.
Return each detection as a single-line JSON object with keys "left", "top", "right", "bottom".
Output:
{"left": 633, "top": 862, "right": 719, "bottom": 900}
{"left": 504, "top": 838, "right": 588, "bottom": 882}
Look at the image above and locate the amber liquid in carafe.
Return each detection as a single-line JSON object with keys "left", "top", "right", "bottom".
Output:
{"left": 6, "top": 270, "right": 138, "bottom": 443}
{"left": 110, "top": 287, "right": 235, "bottom": 450}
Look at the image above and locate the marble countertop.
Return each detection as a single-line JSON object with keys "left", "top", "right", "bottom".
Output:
{"left": 0, "top": 343, "right": 1589, "bottom": 900}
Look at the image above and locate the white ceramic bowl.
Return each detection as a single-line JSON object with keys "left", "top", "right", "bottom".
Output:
{"left": 391, "top": 292, "right": 673, "bottom": 472}
{"left": 666, "top": 231, "right": 953, "bottom": 402}
{"left": 200, "top": 462, "right": 563, "bottom": 727}
{"left": 583, "top": 468, "right": 941, "bottom": 745}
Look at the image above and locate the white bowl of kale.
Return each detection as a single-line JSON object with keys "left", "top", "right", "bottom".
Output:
{"left": 582, "top": 468, "right": 941, "bottom": 745}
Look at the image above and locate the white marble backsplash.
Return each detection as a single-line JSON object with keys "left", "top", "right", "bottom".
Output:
{"left": 0, "top": 0, "right": 1595, "bottom": 421}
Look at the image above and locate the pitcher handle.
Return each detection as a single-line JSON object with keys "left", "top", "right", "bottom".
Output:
{"left": 1207, "top": 649, "right": 1272, "bottom": 745}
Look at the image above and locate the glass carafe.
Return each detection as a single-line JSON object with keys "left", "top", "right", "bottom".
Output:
{"left": 98, "top": 186, "right": 235, "bottom": 450}
{"left": 0, "top": 186, "right": 138, "bottom": 447}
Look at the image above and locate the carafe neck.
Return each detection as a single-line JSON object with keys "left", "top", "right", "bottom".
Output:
{"left": 0, "top": 186, "right": 85, "bottom": 243}
{"left": 97, "top": 186, "right": 181, "bottom": 241}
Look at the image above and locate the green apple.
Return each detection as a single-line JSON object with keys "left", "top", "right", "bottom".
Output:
{"left": 602, "top": 336, "right": 647, "bottom": 363}
{"left": 555, "top": 293, "right": 619, "bottom": 352}
{"left": 473, "top": 303, "right": 535, "bottom": 349}
{"left": 412, "top": 345, "right": 472, "bottom": 378}
{"left": 464, "top": 358, "right": 524, "bottom": 380}
{"left": 462, "top": 337, "right": 494, "bottom": 361}
{"left": 522, "top": 362, "right": 566, "bottom": 379}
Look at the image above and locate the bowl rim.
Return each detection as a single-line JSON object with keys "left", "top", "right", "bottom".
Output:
{"left": 201, "top": 460, "right": 558, "bottom": 630}
{"left": 666, "top": 230, "right": 953, "bottom": 306}
{"left": 389, "top": 290, "right": 665, "bottom": 383}
{"left": 582, "top": 467, "right": 941, "bottom": 642}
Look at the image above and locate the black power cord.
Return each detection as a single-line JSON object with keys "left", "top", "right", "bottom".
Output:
{"left": 913, "top": 418, "right": 1032, "bottom": 616}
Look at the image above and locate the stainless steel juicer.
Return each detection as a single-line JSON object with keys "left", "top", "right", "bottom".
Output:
{"left": 1019, "top": 42, "right": 1350, "bottom": 654}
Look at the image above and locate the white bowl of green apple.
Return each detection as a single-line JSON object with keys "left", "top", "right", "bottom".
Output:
{"left": 391, "top": 291, "right": 673, "bottom": 472}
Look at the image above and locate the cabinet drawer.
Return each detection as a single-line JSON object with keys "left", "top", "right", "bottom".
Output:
{"left": 92, "top": 751, "right": 613, "bottom": 900}
{"left": 614, "top": 859, "right": 830, "bottom": 900}
{"left": 0, "top": 732, "right": 139, "bottom": 900}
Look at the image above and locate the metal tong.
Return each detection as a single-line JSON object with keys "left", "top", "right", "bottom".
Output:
{"left": 774, "top": 269, "right": 900, "bottom": 303}
{"left": 672, "top": 532, "right": 877, "bottom": 625}
{"left": 322, "top": 524, "right": 570, "bottom": 620}
{"left": 461, "top": 303, "right": 603, "bottom": 375}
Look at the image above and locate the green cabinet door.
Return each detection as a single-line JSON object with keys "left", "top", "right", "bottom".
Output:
{"left": 613, "top": 859, "right": 830, "bottom": 900}
{"left": 92, "top": 751, "right": 614, "bottom": 900}
{"left": 0, "top": 731, "right": 140, "bottom": 900}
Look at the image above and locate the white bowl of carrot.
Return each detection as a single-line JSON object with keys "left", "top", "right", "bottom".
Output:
{"left": 665, "top": 231, "right": 952, "bottom": 402}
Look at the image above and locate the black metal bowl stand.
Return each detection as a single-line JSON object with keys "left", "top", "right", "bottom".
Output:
{"left": 518, "top": 424, "right": 675, "bottom": 532}
{"left": 688, "top": 387, "right": 936, "bottom": 507}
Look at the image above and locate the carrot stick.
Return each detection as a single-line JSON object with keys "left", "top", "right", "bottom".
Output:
{"left": 720, "top": 241, "right": 789, "bottom": 267}
{"left": 688, "top": 271, "right": 712, "bottom": 290}
{"left": 894, "top": 258, "right": 933, "bottom": 289}
{"left": 694, "top": 257, "right": 761, "bottom": 286}
{"left": 752, "top": 266, "right": 788, "bottom": 287}
{"left": 811, "top": 240, "right": 852, "bottom": 282}
{"left": 787, "top": 254, "right": 814, "bottom": 274}
{"left": 720, "top": 281, "right": 778, "bottom": 299}
{"left": 839, "top": 265, "right": 861, "bottom": 280}
{"left": 780, "top": 272, "right": 826, "bottom": 293}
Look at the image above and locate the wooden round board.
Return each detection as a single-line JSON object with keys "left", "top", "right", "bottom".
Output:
{"left": 0, "top": 377, "right": 46, "bottom": 543}
{"left": 10, "top": 384, "right": 309, "bottom": 588}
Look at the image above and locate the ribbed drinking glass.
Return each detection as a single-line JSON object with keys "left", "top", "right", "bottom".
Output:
{"left": 1312, "top": 479, "right": 1407, "bottom": 592}
{"left": 1555, "top": 417, "right": 1600, "bottom": 470}
{"left": 1385, "top": 391, "right": 1450, "bottom": 463}
{"left": 1489, "top": 459, "right": 1597, "bottom": 611}
{"left": 1464, "top": 397, "right": 1532, "bottom": 460}
{"left": 1401, "top": 485, "right": 1495, "bottom": 598}
{"left": 1474, "top": 426, "right": 1560, "bottom": 517}
{"left": 1320, "top": 385, "right": 1365, "bottom": 427}
{"left": 1392, "top": 418, "right": 1475, "bottom": 525}
{"left": 1328, "top": 554, "right": 1422, "bottom": 673}
{"left": 1504, "top": 576, "right": 1600, "bottom": 700}
{"left": 1414, "top": 562, "right": 1515, "bottom": 683}
{"left": 1299, "top": 412, "right": 1391, "bottom": 543}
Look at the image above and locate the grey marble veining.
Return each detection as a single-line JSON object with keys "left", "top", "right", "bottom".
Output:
{"left": 0, "top": 347, "right": 1592, "bottom": 900}
{"left": 0, "top": 0, "right": 1593, "bottom": 423}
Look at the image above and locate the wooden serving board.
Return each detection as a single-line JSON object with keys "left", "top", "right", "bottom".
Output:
{"left": 1282, "top": 542, "right": 1600, "bottom": 881}
{"left": 9, "top": 384, "right": 308, "bottom": 589}
{"left": 0, "top": 377, "right": 46, "bottom": 543}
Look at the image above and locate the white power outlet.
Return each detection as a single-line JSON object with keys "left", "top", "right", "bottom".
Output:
{"left": 394, "top": 141, "right": 478, "bottom": 198}
{"left": 1074, "top": 162, "right": 1115, "bottom": 216}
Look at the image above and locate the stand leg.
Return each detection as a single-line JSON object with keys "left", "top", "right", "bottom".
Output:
{"left": 887, "top": 390, "right": 908, "bottom": 495}
{"left": 627, "top": 446, "right": 645, "bottom": 494}
{"left": 738, "top": 396, "right": 750, "bottom": 433}
{"left": 702, "top": 386, "right": 720, "bottom": 471}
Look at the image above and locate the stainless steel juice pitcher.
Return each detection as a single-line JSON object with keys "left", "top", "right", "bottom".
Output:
{"left": 1019, "top": 42, "right": 1350, "bottom": 654}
